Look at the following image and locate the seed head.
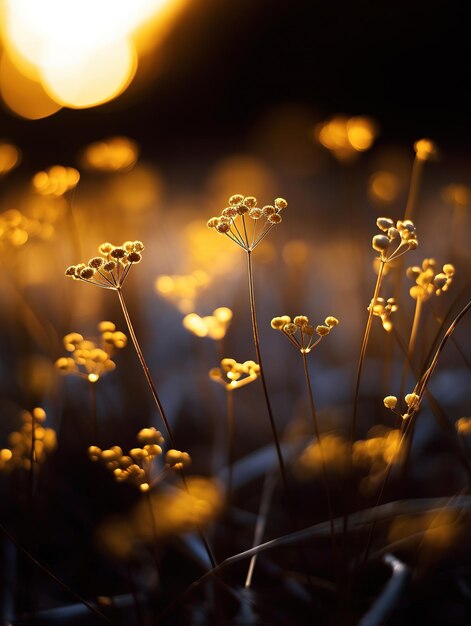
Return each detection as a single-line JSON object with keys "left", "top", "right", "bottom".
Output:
{"left": 89, "top": 257, "right": 104, "bottom": 269}
{"left": 127, "top": 252, "right": 141, "bottom": 263}
{"left": 383, "top": 395, "right": 398, "bottom": 410}
{"left": 229, "top": 194, "right": 244, "bottom": 206}
{"left": 110, "top": 247, "right": 126, "bottom": 259}
{"left": 268, "top": 213, "right": 282, "bottom": 224}
{"left": 244, "top": 196, "right": 257, "bottom": 209}
{"left": 274, "top": 197, "right": 288, "bottom": 210}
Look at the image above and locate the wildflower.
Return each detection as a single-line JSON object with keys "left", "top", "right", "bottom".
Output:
{"left": 87, "top": 427, "right": 182, "bottom": 493}
{"left": 209, "top": 358, "right": 260, "bottom": 390}
{"left": 65, "top": 241, "right": 144, "bottom": 289}
{"left": 207, "top": 194, "right": 287, "bottom": 251}
{"left": 407, "top": 259, "right": 455, "bottom": 300}
{"left": 368, "top": 297, "right": 398, "bottom": 332}
{"left": 55, "top": 322, "right": 127, "bottom": 383}
{"left": 0, "top": 408, "right": 56, "bottom": 472}
{"left": 271, "top": 314, "right": 339, "bottom": 353}
{"left": 372, "top": 217, "right": 418, "bottom": 262}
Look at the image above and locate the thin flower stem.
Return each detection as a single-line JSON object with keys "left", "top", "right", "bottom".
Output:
{"left": 116, "top": 286, "right": 176, "bottom": 447}
{"left": 241, "top": 214, "right": 249, "bottom": 248}
{"left": 0, "top": 523, "right": 112, "bottom": 623}
{"left": 89, "top": 381, "right": 98, "bottom": 442}
{"left": 301, "top": 351, "right": 336, "bottom": 549}
{"left": 344, "top": 260, "right": 386, "bottom": 561}
{"left": 351, "top": 261, "right": 386, "bottom": 454}
{"left": 399, "top": 297, "right": 423, "bottom": 405}
{"left": 246, "top": 250, "right": 287, "bottom": 488}
{"left": 244, "top": 470, "right": 278, "bottom": 588}
{"left": 116, "top": 287, "right": 217, "bottom": 569}
{"left": 145, "top": 491, "right": 162, "bottom": 583}
{"left": 28, "top": 413, "right": 36, "bottom": 506}
{"left": 404, "top": 155, "right": 424, "bottom": 220}
{"left": 226, "top": 388, "right": 235, "bottom": 502}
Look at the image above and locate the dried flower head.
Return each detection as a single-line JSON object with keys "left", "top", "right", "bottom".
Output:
{"left": 209, "top": 358, "right": 260, "bottom": 390}
{"left": 368, "top": 296, "right": 398, "bottom": 332}
{"left": 373, "top": 218, "right": 418, "bottom": 262}
{"left": 0, "top": 408, "right": 56, "bottom": 472}
{"left": 208, "top": 194, "right": 287, "bottom": 251}
{"left": 88, "top": 428, "right": 177, "bottom": 492}
{"left": 65, "top": 241, "right": 144, "bottom": 289}
{"left": 55, "top": 322, "right": 127, "bottom": 382}
{"left": 271, "top": 314, "right": 339, "bottom": 353}
{"left": 407, "top": 259, "right": 455, "bottom": 301}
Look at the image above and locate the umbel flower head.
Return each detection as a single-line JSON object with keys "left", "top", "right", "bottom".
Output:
{"left": 55, "top": 321, "right": 127, "bottom": 383}
{"left": 372, "top": 217, "right": 418, "bottom": 262}
{"left": 209, "top": 358, "right": 260, "bottom": 390}
{"left": 271, "top": 314, "right": 339, "bottom": 353}
{"left": 0, "top": 408, "right": 57, "bottom": 472}
{"left": 368, "top": 297, "right": 398, "bottom": 332}
{"left": 88, "top": 427, "right": 191, "bottom": 493}
{"left": 207, "top": 194, "right": 287, "bottom": 251}
{"left": 406, "top": 258, "right": 455, "bottom": 301}
{"left": 65, "top": 241, "right": 144, "bottom": 289}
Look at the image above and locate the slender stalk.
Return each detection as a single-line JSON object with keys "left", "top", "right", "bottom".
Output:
{"left": 0, "top": 523, "right": 112, "bottom": 623}
{"left": 399, "top": 296, "right": 423, "bottom": 400}
{"left": 28, "top": 413, "right": 36, "bottom": 505}
{"left": 404, "top": 155, "right": 424, "bottom": 220}
{"left": 246, "top": 251, "right": 287, "bottom": 487}
{"left": 116, "top": 286, "right": 175, "bottom": 447}
{"left": 351, "top": 260, "right": 386, "bottom": 444}
{"left": 244, "top": 471, "right": 277, "bottom": 588}
{"left": 145, "top": 492, "right": 162, "bottom": 584}
{"left": 89, "top": 380, "right": 98, "bottom": 442}
{"left": 301, "top": 351, "right": 336, "bottom": 548}
{"left": 116, "top": 286, "right": 217, "bottom": 568}
{"left": 226, "top": 388, "right": 234, "bottom": 502}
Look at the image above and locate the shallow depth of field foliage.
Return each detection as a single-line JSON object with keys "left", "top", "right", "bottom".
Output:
{"left": 1, "top": 129, "right": 471, "bottom": 626}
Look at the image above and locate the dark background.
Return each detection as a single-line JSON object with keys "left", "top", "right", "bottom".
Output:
{"left": 1, "top": 0, "right": 468, "bottom": 166}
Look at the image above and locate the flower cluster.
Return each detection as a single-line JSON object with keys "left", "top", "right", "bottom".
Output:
{"left": 207, "top": 194, "right": 287, "bottom": 251}
{"left": 383, "top": 392, "right": 420, "bottom": 420}
{"left": 271, "top": 314, "right": 339, "bottom": 353}
{"left": 88, "top": 427, "right": 191, "bottom": 492}
{"left": 183, "top": 307, "right": 233, "bottom": 340}
{"left": 368, "top": 297, "right": 398, "bottom": 332}
{"left": 372, "top": 217, "right": 418, "bottom": 262}
{"left": 0, "top": 408, "right": 56, "bottom": 472}
{"left": 209, "top": 358, "right": 260, "bottom": 390}
{"left": 406, "top": 258, "right": 455, "bottom": 301}
{"left": 65, "top": 241, "right": 144, "bottom": 289}
{"left": 353, "top": 427, "right": 403, "bottom": 495}
{"left": 55, "top": 321, "right": 127, "bottom": 383}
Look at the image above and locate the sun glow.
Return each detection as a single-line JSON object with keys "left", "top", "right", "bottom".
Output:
{"left": 0, "top": 0, "right": 183, "bottom": 116}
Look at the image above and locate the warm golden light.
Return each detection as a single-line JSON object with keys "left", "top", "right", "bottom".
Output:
{"left": 1, "top": 0, "right": 183, "bottom": 115}
{"left": 316, "top": 115, "right": 378, "bottom": 161}
{"left": 81, "top": 137, "right": 139, "bottom": 172}
{"left": 0, "top": 140, "right": 21, "bottom": 175}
